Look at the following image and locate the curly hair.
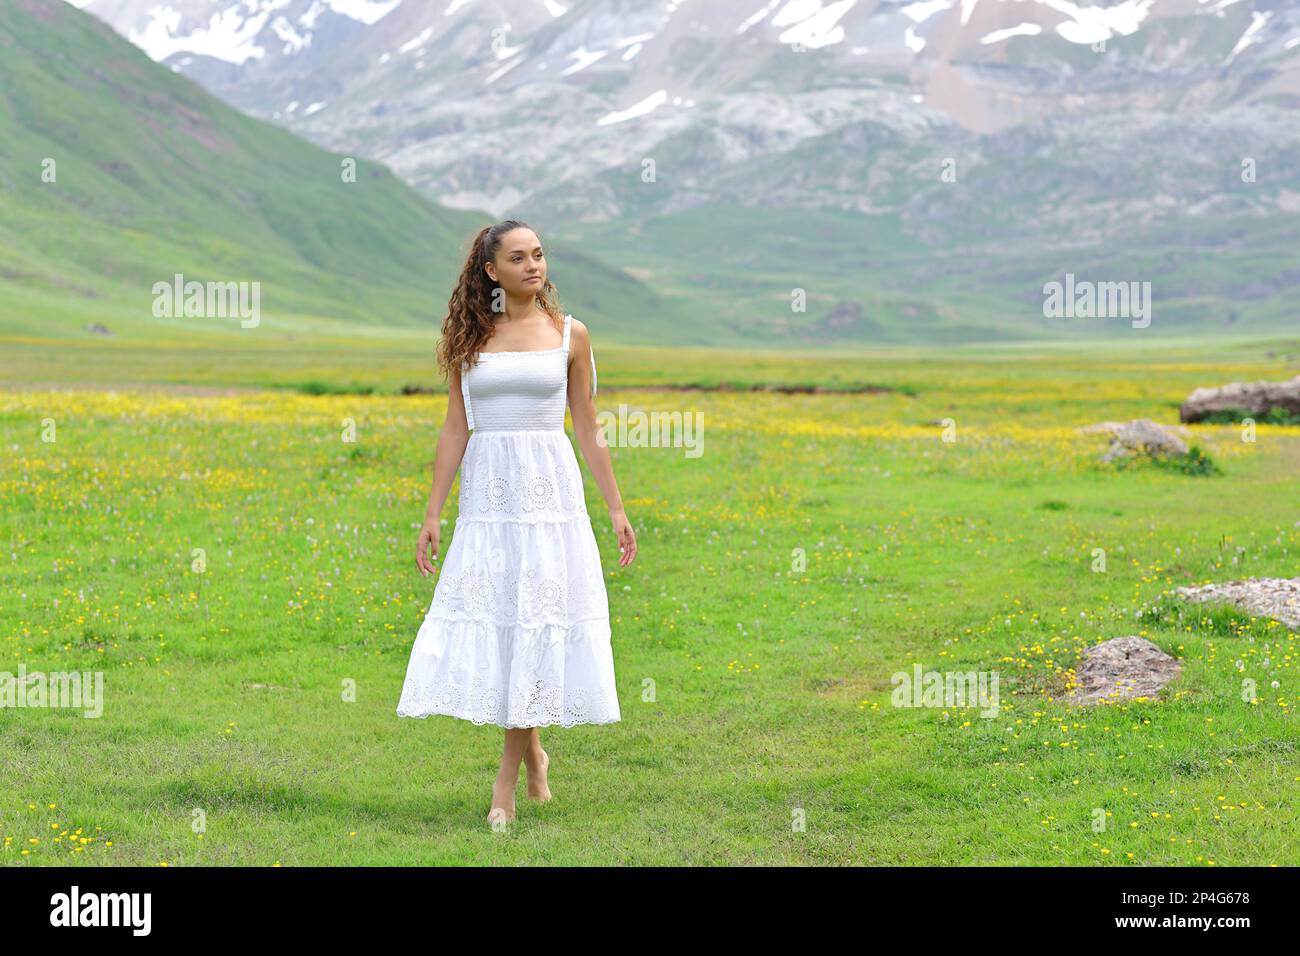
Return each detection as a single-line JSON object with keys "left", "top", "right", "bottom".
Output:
{"left": 436, "top": 220, "right": 565, "bottom": 380}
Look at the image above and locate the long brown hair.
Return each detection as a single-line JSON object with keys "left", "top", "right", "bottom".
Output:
{"left": 437, "top": 220, "right": 564, "bottom": 379}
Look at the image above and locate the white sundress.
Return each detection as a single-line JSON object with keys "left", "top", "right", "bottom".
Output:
{"left": 395, "top": 313, "right": 622, "bottom": 728}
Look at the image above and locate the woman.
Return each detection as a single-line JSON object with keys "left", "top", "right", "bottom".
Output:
{"left": 396, "top": 220, "right": 637, "bottom": 828}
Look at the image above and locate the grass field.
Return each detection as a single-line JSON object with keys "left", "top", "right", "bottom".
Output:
{"left": 2, "top": 333, "right": 1298, "bottom": 865}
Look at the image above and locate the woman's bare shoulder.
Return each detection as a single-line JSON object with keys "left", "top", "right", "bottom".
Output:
{"left": 568, "top": 315, "right": 593, "bottom": 349}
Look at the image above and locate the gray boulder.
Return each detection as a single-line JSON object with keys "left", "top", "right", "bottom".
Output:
{"left": 1065, "top": 636, "right": 1182, "bottom": 705}
{"left": 1179, "top": 374, "right": 1300, "bottom": 423}
{"left": 1079, "top": 418, "right": 1190, "bottom": 463}
{"left": 1175, "top": 576, "right": 1300, "bottom": 631}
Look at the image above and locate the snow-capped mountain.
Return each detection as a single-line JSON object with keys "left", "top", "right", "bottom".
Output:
{"left": 68, "top": 0, "right": 1300, "bottom": 220}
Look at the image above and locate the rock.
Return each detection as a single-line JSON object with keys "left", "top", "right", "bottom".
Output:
{"left": 83, "top": 322, "right": 112, "bottom": 336}
{"left": 1066, "top": 636, "right": 1182, "bottom": 705}
{"left": 1174, "top": 576, "right": 1300, "bottom": 631}
{"left": 1079, "top": 418, "right": 1190, "bottom": 463}
{"left": 1179, "top": 374, "right": 1300, "bottom": 423}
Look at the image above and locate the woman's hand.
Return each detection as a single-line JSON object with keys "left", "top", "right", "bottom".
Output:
{"left": 415, "top": 519, "right": 441, "bottom": 577}
{"left": 610, "top": 509, "right": 637, "bottom": 567}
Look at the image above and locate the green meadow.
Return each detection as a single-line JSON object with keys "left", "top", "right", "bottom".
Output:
{"left": 4, "top": 0, "right": 1296, "bottom": 868}
{"left": 2, "top": 332, "right": 1297, "bottom": 865}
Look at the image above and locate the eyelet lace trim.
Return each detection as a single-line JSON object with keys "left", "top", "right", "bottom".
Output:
{"left": 426, "top": 560, "right": 608, "bottom": 625}
{"left": 460, "top": 460, "right": 587, "bottom": 520}
{"left": 398, "top": 669, "right": 621, "bottom": 728}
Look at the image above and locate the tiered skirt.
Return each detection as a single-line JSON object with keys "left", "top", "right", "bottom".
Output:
{"left": 395, "top": 430, "right": 621, "bottom": 728}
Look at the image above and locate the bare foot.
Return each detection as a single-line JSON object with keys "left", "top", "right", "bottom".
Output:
{"left": 525, "top": 747, "right": 551, "bottom": 802}
{"left": 488, "top": 778, "right": 516, "bottom": 829}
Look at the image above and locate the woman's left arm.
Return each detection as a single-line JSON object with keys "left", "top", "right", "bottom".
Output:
{"left": 567, "top": 319, "right": 637, "bottom": 567}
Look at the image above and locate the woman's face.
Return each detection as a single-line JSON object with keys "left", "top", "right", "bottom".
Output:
{"left": 488, "top": 228, "right": 546, "bottom": 298}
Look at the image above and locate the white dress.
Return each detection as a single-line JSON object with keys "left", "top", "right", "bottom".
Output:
{"left": 395, "top": 313, "right": 622, "bottom": 728}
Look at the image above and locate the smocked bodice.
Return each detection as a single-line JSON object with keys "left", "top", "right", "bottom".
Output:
{"left": 460, "top": 313, "right": 597, "bottom": 432}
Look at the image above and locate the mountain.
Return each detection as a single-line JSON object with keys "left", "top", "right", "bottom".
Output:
{"left": 1, "top": 0, "right": 684, "bottom": 345}
{"left": 69, "top": 0, "right": 1300, "bottom": 204}
{"left": 64, "top": 0, "right": 1300, "bottom": 342}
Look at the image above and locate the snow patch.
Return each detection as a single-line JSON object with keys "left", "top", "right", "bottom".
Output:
{"left": 737, "top": 0, "right": 782, "bottom": 34}
{"left": 76, "top": 0, "right": 399, "bottom": 64}
{"left": 981, "top": 22, "right": 1042, "bottom": 44}
{"left": 495, "top": 42, "right": 525, "bottom": 59}
{"left": 271, "top": 16, "right": 311, "bottom": 54}
{"left": 127, "top": 3, "right": 282, "bottom": 65}
{"left": 1229, "top": 10, "right": 1271, "bottom": 58}
{"left": 299, "top": 1, "right": 327, "bottom": 29}
{"left": 398, "top": 27, "right": 433, "bottom": 53}
{"left": 775, "top": 0, "right": 858, "bottom": 50}
{"left": 596, "top": 89, "right": 668, "bottom": 126}
{"left": 561, "top": 47, "right": 608, "bottom": 75}
{"left": 1032, "top": 0, "right": 1155, "bottom": 46}
{"left": 901, "top": 0, "right": 954, "bottom": 24}
{"left": 326, "top": 0, "right": 402, "bottom": 24}
{"left": 485, "top": 56, "right": 524, "bottom": 84}
{"left": 772, "top": 0, "right": 822, "bottom": 27}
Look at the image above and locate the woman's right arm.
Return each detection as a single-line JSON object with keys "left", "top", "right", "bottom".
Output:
{"left": 415, "top": 365, "right": 471, "bottom": 577}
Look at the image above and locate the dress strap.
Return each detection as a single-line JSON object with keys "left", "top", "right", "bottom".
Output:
{"left": 588, "top": 345, "right": 597, "bottom": 397}
{"left": 460, "top": 359, "right": 475, "bottom": 431}
{"left": 561, "top": 313, "right": 572, "bottom": 353}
